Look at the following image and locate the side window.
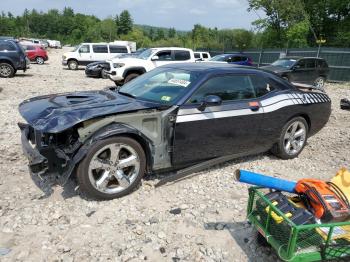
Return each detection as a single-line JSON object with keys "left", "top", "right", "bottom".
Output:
{"left": 174, "top": 50, "right": 191, "bottom": 61}
{"left": 26, "top": 45, "right": 35, "bottom": 50}
{"left": 194, "top": 53, "right": 200, "bottom": 59}
{"left": 202, "top": 53, "right": 209, "bottom": 59}
{"left": 305, "top": 59, "right": 315, "bottom": 68}
{"left": 79, "top": 45, "right": 90, "bottom": 53}
{"left": 296, "top": 59, "right": 306, "bottom": 69}
{"left": 251, "top": 75, "right": 276, "bottom": 97}
{"left": 92, "top": 45, "right": 108, "bottom": 53}
{"left": 188, "top": 75, "right": 256, "bottom": 104}
{"left": 156, "top": 50, "right": 172, "bottom": 61}
{"left": 0, "top": 42, "right": 16, "bottom": 51}
{"left": 231, "top": 56, "right": 242, "bottom": 62}
{"left": 109, "top": 45, "right": 128, "bottom": 53}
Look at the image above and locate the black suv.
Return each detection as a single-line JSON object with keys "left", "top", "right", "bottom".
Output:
{"left": 261, "top": 57, "right": 329, "bottom": 89}
{"left": 0, "top": 39, "right": 29, "bottom": 78}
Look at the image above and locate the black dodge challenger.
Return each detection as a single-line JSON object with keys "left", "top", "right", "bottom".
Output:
{"left": 18, "top": 63, "right": 331, "bottom": 199}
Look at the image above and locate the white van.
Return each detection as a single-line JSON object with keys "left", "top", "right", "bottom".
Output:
{"left": 47, "top": 40, "right": 62, "bottom": 49}
{"left": 62, "top": 42, "right": 131, "bottom": 70}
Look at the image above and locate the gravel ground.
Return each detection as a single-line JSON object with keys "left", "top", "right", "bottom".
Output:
{"left": 0, "top": 48, "right": 349, "bottom": 261}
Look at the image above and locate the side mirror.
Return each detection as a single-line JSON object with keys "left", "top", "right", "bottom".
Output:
{"left": 293, "top": 65, "right": 301, "bottom": 70}
{"left": 151, "top": 55, "right": 159, "bottom": 61}
{"left": 198, "top": 95, "right": 222, "bottom": 111}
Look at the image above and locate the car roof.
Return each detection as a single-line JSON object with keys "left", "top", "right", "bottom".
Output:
{"left": 152, "top": 47, "right": 192, "bottom": 51}
{"left": 162, "top": 62, "right": 262, "bottom": 73}
{"left": 281, "top": 56, "right": 325, "bottom": 60}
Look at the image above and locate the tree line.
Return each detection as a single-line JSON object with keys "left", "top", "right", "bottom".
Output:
{"left": 0, "top": 1, "right": 349, "bottom": 51}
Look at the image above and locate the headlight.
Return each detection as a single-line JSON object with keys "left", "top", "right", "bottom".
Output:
{"left": 113, "top": 63, "right": 125, "bottom": 68}
{"left": 62, "top": 55, "right": 66, "bottom": 60}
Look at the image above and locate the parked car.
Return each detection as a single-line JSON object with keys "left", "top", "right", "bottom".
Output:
{"left": 62, "top": 43, "right": 131, "bottom": 70}
{"left": 18, "top": 63, "right": 331, "bottom": 199}
{"left": 23, "top": 45, "right": 48, "bottom": 64}
{"left": 104, "top": 47, "right": 196, "bottom": 85}
{"left": 194, "top": 51, "right": 211, "bottom": 61}
{"left": 261, "top": 57, "right": 329, "bottom": 89}
{"left": 0, "top": 39, "right": 29, "bottom": 77}
{"left": 19, "top": 38, "right": 46, "bottom": 49}
{"left": 47, "top": 40, "right": 62, "bottom": 49}
{"left": 85, "top": 61, "right": 111, "bottom": 78}
{"left": 209, "top": 53, "right": 253, "bottom": 66}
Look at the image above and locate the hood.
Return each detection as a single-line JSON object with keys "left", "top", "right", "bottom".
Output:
{"left": 19, "top": 90, "right": 160, "bottom": 133}
{"left": 109, "top": 57, "right": 148, "bottom": 64}
{"left": 260, "top": 65, "right": 291, "bottom": 74}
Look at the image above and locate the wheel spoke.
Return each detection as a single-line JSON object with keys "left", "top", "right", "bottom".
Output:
{"left": 96, "top": 170, "right": 110, "bottom": 190}
{"left": 290, "top": 123, "right": 298, "bottom": 136}
{"left": 285, "top": 140, "right": 291, "bottom": 152}
{"left": 108, "top": 145, "right": 121, "bottom": 164}
{"left": 90, "top": 157, "right": 111, "bottom": 170}
{"left": 294, "top": 129, "right": 305, "bottom": 138}
{"left": 113, "top": 169, "right": 130, "bottom": 188}
{"left": 118, "top": 155, "right": 137, "bottom": 169}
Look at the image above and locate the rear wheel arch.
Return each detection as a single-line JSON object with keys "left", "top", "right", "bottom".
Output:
{"left": 288, "top": 114, "right": 311, "bottom": 132}
{"left": 0, "top": 59, "right": 14, "bottom": 68}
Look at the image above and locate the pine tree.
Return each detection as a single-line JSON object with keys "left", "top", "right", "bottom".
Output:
{"left": 118, "top": 10, "right": 133, "bottom": 35}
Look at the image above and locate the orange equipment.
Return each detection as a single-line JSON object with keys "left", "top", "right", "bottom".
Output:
{"left": 295, "top": 179, "right": 350, "bottom": 222}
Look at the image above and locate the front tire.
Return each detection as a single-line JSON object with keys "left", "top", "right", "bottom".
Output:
{"left": 314, "top": 77, "right": 325, "bottom": 90}
{"left": 0, "top": 63, "right": 15, "bottom": 78}
{"left": 68, "top": 60, "right": 78, "bottom": 70}
{"left": 36, "top": 56, "right": 45, "bottom": 65}
{"left": 271, "top": 117, "right": 308, "bottom": 159}
{"left": 76, "top": 136, "right": 146, "bottom": 200}
{"left": 124, "top": 73, "right": 140, "bottom": 84}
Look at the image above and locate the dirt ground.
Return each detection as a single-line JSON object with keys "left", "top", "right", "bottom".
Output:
{"left": 0, "top": 47, "right": 349, "bottom": 261}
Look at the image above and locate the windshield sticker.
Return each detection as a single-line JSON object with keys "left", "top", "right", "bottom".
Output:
{"left": 168, "top": 79, "right": 191, "bottom": 87}
{"left": 161, "top": 96, "right": 172, "bottom": 101}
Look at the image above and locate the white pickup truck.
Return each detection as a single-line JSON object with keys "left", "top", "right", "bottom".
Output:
{"left": 104, "top": 47, "right": 196, "bottom": 85}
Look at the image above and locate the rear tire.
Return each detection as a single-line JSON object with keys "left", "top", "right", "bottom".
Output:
{"left": 124, "top": 73, "right": 140, "bottom": 84}
{"left": 271, "top": 117, "right": 308, "bottom": 159}
{"left": 68, "top": 60, "right": 78, "bottom": 70}
{"left": 0, "top": 63, "right": 15, "bottom": 78}
{"left": 76, "top": 136, "right": 146, "bottom": 200}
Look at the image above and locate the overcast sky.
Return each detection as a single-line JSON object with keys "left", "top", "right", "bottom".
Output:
{"left": 1, "top": 0, "right": 264, "bottom": 30}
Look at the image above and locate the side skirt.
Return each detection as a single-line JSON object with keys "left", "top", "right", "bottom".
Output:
{"left": 155, "top": 148, "right": 268, "bottom": 187}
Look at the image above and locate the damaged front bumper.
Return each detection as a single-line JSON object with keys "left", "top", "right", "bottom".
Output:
{"left": 18, "top": 123, "right": 48, "bottom": 175}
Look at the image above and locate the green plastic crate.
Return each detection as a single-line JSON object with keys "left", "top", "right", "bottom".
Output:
{"left": 247, "top": 187, "right": 350, "bottom": 261}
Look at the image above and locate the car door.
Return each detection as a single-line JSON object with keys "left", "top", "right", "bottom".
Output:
{"left": 78, "top": 44, "right": 92, "bottom": 65}
{"left": 290, "top": 59, "right": 316, "bottom": 83}
{"left": 172, "top": 74, "right": 264, "bottom": 167}
{"left": 152, "top": 50, "right": 173, "bottom": 67}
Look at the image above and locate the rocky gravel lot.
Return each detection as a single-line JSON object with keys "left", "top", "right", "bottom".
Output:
{"left": 0, "top": 48, "right": 349, "bottom": 261}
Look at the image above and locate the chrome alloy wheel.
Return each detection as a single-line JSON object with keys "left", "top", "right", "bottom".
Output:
{"left": 314, "top": 77, "right": 325, "bottom": 89}
{"left": 283, "top": 121, "right": 307, "bottom": 155}
{"left": 0, "top": 64, "right": 11, "bottom": 77}
{"left": 88, "top": 143, "right": 140, "bottom": 194}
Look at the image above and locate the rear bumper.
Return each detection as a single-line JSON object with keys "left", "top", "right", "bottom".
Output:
{"left": 19, "top": 123, "right": 48, "bottom": 175}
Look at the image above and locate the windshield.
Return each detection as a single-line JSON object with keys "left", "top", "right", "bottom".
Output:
{"left": 138, "top": 48, "right": 155, "bottom": 60}
{"left": 272, "top": 59, "right": 297, "bottom": 68}
{"left": 209, "top": 55, "right": 228, "bottom": 62}
{"left": 72, "top": 45, "right": 80, "bottom": 52}
{"left": 118, "top": 68, "right": 201, "bottom": 105}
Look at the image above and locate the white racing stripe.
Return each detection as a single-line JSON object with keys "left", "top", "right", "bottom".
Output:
{"left": 176, "top": 92, "right": 330, "bottom": 123}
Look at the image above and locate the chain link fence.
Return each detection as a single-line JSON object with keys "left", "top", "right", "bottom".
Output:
{"left": 205, "top": 47, "right": 350, "bottom": 82}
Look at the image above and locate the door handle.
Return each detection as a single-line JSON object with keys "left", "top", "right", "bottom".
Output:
{"left": 249, "top": 101, "right": 260, "bottom": 111}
